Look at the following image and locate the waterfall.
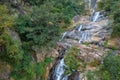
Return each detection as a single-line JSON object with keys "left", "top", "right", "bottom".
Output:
{"left": 78, "top": 25, "right": 83, "bottom": 31}
{"left": 79, "top": 32, "right": 84, "bottom": 43}
{"left": 92, "top": 11, "right": 100, "bottom": 22}
{"left": 60, "top": 32, "right": 67, "bottom": 41}
{"left": 85, "top": 0, "right": 97, "bottom": 13}
{"left": 49, "top": 0, "right": 104, "bottom": 80}
{"left": 54, "top": 59, "right": 65, "bottom": 80}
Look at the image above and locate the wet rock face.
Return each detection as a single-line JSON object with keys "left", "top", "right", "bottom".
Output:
{"left": 73, "top": 43, "right": 104, "bottom": 63}
{"left": 48, "top": 47, "right": 67, "bottom": 80}
{"left": 64, "top": 19, "right": 110, "bottom": 45}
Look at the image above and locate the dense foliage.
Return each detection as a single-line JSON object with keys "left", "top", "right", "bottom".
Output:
{"left": 64, "top": 47, "right": 80, "bottom": 74}
{"left": 15, "top": 0, "right": 85, "bottom": 49}
{"left": 98, "top": 0, "right": 120, "bottom": 37}
{"left": 0, "top": 5, "right": 23, "bottom": 65}
{"left": 85, "top": 51, "right": 120, "bottom": 80}
{"left": 0, "top": 0, "right": 85, "bottom": 79}
{"left": 98, "top": 52, "right": 120, "bottom": 80}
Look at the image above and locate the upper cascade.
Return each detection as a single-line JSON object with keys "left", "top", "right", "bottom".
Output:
{"left": 84, "top": 0, "right": 97, "bottom": 13}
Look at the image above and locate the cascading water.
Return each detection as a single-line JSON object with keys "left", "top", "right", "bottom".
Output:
{"left": 60, "top": 32, "right": 68, "bottom": 41}
{"left": 85, "top": 0, "right": 97, "bottom": 13}
{"left": 49, "top": 46, "right": 67, "bottom": 80}
{"left": 53, "top": 59, "right": 65, "bottom": 80}
{"left": 92, "top": 11, "right": 100, "bottom": 22}
{"left": 78, "top": 25, "right": 83, "bottom": 32}
{"left": 49, "top": 0, "right": 103, "bottom": 80}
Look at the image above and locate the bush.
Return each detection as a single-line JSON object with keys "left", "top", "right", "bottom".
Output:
{"left": 64, "top": 46, "right": 80, "bottom": 74}
{"left": 0, "top": 32, "right": 23, "bottom": 66}
{"left": 0, "top": 4, "right": 22, "bottom": 65}
{"left": 15, "top": 5, "right": 61, "bottom": 49}
{"left": 97, "top": 52, "right": 120, "bottom": 80}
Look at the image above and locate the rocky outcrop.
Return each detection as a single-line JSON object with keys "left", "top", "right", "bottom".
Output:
{"left": 64, "top": 19, "right": 110, "bottom": 44}
{"left": 7, "top": 28, "right": 21, "bottom": 44}
{"left": 75, "top": 44, "right": 104, "bottom": 62}
{"left": 35, "top": 48, "right": 59, "bottom": 80}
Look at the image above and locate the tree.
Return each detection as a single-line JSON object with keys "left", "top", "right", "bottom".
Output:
{"left": 98, "top": 0, "right": 120, "bottom": 37}
{"left": 0, "top": 4, "right": 23, "bottom": 65}
{"left": 97, "top": 52, "right": 120, "bottom": 80}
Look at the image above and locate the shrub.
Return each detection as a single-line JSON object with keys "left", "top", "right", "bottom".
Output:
{"left": 64, "top": 46, "right": 80, "bottom": 74}
{"left": 97, "top": 52, "right": 120, "bottom": 80}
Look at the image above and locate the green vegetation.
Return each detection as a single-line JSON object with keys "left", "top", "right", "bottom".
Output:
{"left": 88, "top": 59, "right": 100, "bottom": 67}
{"left": 103, "top": 40, "right": 108, "bottom": 48}
{"left": 98, "top": 0, "right": 120, "bottom": 37}
{"left": 64, "top": 46, "right": 81, "bottom": 74}
{"left": 11, "top": 56, "right": 53, "bottom": 80}
{"left": 85, "top": 51, "right": 120, "bottom": 80}
{"left": 103, "top": 40, "right": 118, "bottom": 50}
{"left": 16, "top": 11, "right": 60, "bottom": 49}
{"left": 0, "top": 4, "right": 22, "bottom": 66}
{"left": 15, "top": 0, "right": 85, "bottom": 49}
{"left": 98, "top": 52, "right": 120, "bottom": 80}
{"left": 86, "top": 70, "right": 97, "bottom": 80}
{"left": 0, "top": 0, "right": 85, "bottom": 79}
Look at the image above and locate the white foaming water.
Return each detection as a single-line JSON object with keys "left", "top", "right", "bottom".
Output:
{"left": 84, "top": 32, "right": 87, "bottom": 40}
{"left": 60, "top": 32, "right": 67, "bottom": 41}
{"left": 79, "top": 31, "right": 90, "bottom": 43}
{"left": 78, "top": 25, "right": 83, "bottom": 31}
{"left": 79, "top": 32, "right": 85, "bottom": 43}
{"left": 93, "top": 12, "right": 100, "bottom": 22}
{"left": 54, "top": 59, "right": 65, "bottom": 80}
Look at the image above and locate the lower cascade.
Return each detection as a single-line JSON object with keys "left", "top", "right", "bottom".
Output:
{"left": 54, "top": 59, "right": 65, "bottom": 80}
{"left": 49, "top": 0, "right": 111, "bottom": 80}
